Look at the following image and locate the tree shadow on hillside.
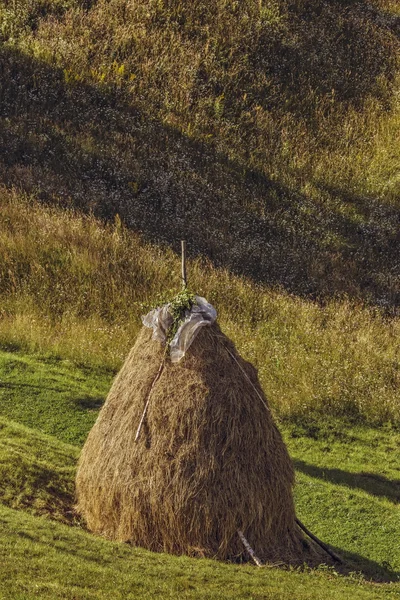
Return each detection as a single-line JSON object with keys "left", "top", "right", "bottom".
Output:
{"left": 176, "top": 0, "right": 399, "bottom": 118}
{"left": 248, "top": 0, "right": 400, "bottom": 114}
{"left": 0, "top": 44, "right": 399, "bottom": 309}
{"left": 294, "top": 459, "right": 400, "bottom": 504}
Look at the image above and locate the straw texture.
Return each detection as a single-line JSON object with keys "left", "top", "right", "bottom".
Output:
{"left": 76, "top": 324, "right": 320, "bottom": 564}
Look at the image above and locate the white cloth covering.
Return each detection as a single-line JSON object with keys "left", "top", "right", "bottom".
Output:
{"left": 142, "top": 296, "right": 217, "bottom": 362}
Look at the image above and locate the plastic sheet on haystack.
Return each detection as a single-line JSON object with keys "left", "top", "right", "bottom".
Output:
{"left": 142, "top": 296, "right": 217, "bottom": 362}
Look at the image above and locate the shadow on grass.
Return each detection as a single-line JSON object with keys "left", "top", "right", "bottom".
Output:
{"left": 294, "top": 459, "right": 400, "bottom": 504}
{"left": 0, "top": 381, "right": 105, "bottom": 416}
{"left": 75, "top": 396, "right": 104, "bottom": 410}
{"left": 0, "top": 29, "right": 399, "bottom": 309}
{"left": 0, "top": 453, "right": 76, "bottom": 526}
{"left": 0, "top": 342, "right": 24, "bottom": 353}
{"left": 332, "top": 545, "right": 400, "bottom": 583}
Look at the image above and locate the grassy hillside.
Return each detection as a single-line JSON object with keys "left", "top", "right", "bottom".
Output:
{"left": 0, "top": 348, "right": 111, "bottom": 445}
{"left": 0, "top": 348, "right": 399, "bottom": 598}
{"left": 2, "top": 503, "right": 398, "bottom": 600}
{"left": 1, "top": 192, "right": 400, "bottom": 424}
{"left": 2, "top": 502, "right": 400, "bottom": 600}
{"left": 0, "top": 0, "right": 399, "bottom": 305}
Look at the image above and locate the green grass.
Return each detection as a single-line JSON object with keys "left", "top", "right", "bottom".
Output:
{"left": 0, "top": 349, "right": 112, "bottom": 445}
{"left": 0, "top": 345, "right": 399, "bottom": 599}
{"left": 0, "top": 417, "right": 78, "bottom": 524}
{"left": 1, "top": 503, "right": 399, "bottom": 600}
{"left": 288, "top": 422, "right": 400, "bottom": 581}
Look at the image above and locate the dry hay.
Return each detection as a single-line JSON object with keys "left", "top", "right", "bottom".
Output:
{"left": 76, "top": 323, "right": 325, "bottom": 564}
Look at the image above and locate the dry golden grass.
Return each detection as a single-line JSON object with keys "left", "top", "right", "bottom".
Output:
{"left": 0, "top": 0, "right": 399, "bottom": 426}
{"left": 0, "top": 189, "right": 399, "bottom": 425}
{"left": 0, "top": 0, "right": 399, "bottom": 306}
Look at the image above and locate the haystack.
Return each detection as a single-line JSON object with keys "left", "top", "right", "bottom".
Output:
{"left": 76, "top": 318, "right": 323, "bottom": 564}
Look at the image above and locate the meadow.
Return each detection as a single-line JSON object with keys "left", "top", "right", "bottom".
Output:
{"left": 0, "top": 348, "right": 399, "bottom": 599}
{"left": 0, "top": 0, "right": 399, "bottom": 597}
{"left": 0, "top": 192, "right": 399, "bottom": 598}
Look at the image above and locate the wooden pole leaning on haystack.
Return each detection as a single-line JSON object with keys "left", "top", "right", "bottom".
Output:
{"left": 134, "top": 353, "right": 166, "bottom": 442}
{"left": 296, "top": 518, "right": 342, "bottom": 564}
{"left": 237, "top": 530, "right": 263, "bottom": 567}
{"left": 220, "top": 332, "right": 342, "bottom": 565}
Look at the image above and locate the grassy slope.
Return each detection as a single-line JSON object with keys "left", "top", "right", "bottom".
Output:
{"left": 1, "top": 503, "right": 399, "bottom": 600}
{"left": 290, "top": 423, "right": 400, "bottom": 579}
{"left": 0, "top": 348, "right": 399, "bottom": 596}
{"left": 0, "top": 0, "right": 399, "bottom": 305}
{"left": 0, "top": 417, "right": 78, "bottom": 524}
{"left": 0, "top": 349, "right": 111, "bottom": 445}
{"left": 0, "top": 1, "right": 399, "bottom": 596}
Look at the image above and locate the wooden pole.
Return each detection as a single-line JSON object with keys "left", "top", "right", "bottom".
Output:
{"left": 181, "top": 240, "right": 187, "bottom": 289}
{"left": 238, "top": 530, "right": 263, "bottom": 567}
{"left": 135, "top": 355, "right": 166, "bottom": 442}
{"left": 296, "top": 518, "right": 342, "bottom": 563}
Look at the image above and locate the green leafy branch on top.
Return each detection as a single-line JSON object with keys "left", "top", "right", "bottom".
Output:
{"left": 137, "top": 287, "right": 197, "bottom": 344}
{"left": 166, "top": 288, "right": 197, "bottom": 343}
